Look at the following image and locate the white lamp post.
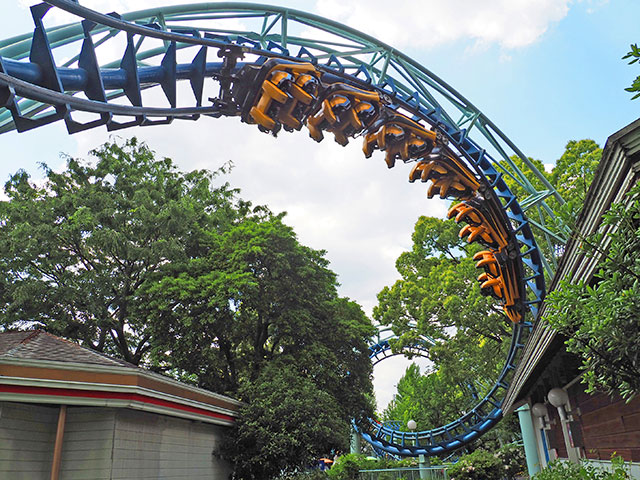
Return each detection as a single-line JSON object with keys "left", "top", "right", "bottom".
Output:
{"left": 547, "top": 387, "right": 579, "bottom": 463}
{"left": 548, "top": 387, "right": 569, "bottom": 421}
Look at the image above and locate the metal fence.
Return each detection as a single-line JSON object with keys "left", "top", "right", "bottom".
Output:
{"left": 359, "top": 466, "right": 449, "bottom": 480}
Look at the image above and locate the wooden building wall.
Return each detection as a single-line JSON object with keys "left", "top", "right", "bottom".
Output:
{"left": 0, "top": 402, "right": 57, "bottom": 480}
{"left": 111, "top": 408, "right": 231, "bottom": 480}
{"left": 0, "top": 402, "right": 232, "bottom": 479}
{"left": 568, "top": 384, "right": 640, "bottom": 462}
{"left": 59, "top": 407, "right": 116, "bottom": 480}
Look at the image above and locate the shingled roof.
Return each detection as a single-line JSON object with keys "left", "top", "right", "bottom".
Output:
{"left": 0, "top": 329, "right": 241, "bottom": 425}
{"left": 0, "top": 330, "right": 133, "bottom": 368}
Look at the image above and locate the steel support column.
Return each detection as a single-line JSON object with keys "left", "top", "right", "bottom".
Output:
{"left": 516, "top": 404, "right": 541, "bottom": 477}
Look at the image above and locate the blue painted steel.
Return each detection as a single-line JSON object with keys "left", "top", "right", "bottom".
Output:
{"left": 0, "top": 0, "right": 549, "bottom": 457}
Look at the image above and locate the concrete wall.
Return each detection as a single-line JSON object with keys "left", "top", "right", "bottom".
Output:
{"left": 0, "top": 402, "right": 232, "bottom": 479}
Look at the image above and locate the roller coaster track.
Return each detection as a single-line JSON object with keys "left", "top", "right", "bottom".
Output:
{"left": 0, "top": 1, "right": 564, "bottom": 457}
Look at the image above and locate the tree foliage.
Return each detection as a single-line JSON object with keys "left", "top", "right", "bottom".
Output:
{"left": 545, "top": 183, "right": 640, "bottom": 400}
{"left": 0, "top": 138, "right": 375, "bottom": 479}
{"left": 374, "top": 215, "right": 511, "bottom": 429}
{"left": 375, "top": 139, "right": 602, "bottom": 440}
{"left": 500, "top": 140, "right": 602, "bottom": 255}
{"left": 623, "top": 43, "right": 640, "bottom": 100}
{"left": 550, "top": 139, "right": 602, "bottom": 225}
{"left": 0, "top": 138, "right": 241, "bottom": 363}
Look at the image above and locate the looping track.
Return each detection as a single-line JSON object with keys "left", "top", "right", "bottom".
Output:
{"left": 0, "top": 0, "right": 558, "bottom": 457}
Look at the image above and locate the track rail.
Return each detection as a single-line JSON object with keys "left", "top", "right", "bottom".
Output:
{"left": 0, "top": 1, "right": 555, "bottom": 456}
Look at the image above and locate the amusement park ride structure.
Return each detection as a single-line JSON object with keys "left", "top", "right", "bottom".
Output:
{"left": 0, "top": 1, "right": 567, "bottom": 457}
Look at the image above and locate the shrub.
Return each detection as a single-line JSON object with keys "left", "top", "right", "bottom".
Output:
{"left": 446, "top": 449, "right": 503, "bottom": 480}
{"left": 327, "top": 454, "right": 368, "bottom": 480}
{"left": 495, "top": 443, "right": 527, "bottom": 479}
{"left": 533, "top": 456, "right": 630, "bottom": 480}
{"left": 327, "top": 453, "right": 416, "bottom": 480}
{"left": 276, "top": 471, "right": 328, "bottom": 480}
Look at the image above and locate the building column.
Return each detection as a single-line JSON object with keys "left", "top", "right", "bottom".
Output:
{"left": 418, "top": 454, "right": 432, "bottom": 479}
{"left": 516, "top": 404, "right": 541, "bottom": 477}
{"left": 350, "top": 426, "right": 361, "bottom": 454}
{"left": 50, "top": 405, "right": 67, "bottom": 480}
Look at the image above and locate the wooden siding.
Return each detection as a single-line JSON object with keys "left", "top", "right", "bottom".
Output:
{"left": 58, "top": 407, "right": 116, "bottom": 480}
{"left": 569, "top": 385, "right": 640, "bottom": 462}
{"left": 0, "top": 402, "right": 57, "bottom": 480}
{"left": 111, "top": 408, "right": 231, "bottom": 480}
{"left": 0, "top": 402, "right": 232, "bottom": 479}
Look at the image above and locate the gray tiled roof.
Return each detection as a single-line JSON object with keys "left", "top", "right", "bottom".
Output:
{"left": 0, "top": 330, "right": 133, "bottom": 368}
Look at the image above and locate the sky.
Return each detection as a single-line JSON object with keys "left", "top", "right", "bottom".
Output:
{"left": 1, "top": 0, "right": 639, "bottom": 413}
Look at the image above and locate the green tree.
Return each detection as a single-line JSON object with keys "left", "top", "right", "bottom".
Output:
{"left": 499, "top": 141, "right": 601, "bottom": 259}
{"left": 228, "top": 363, "right": 349, "bottom": 480}
{"left": 382, "top": 363, "right": 471, "bottom": 430}
{"left": 550, "top": 139, "right": 602, "bottom": 226}
{"left": 0, "top": 138, "right": 241, "bottom": 364}
{"left": 146, "top": 215, "right": 376, "bottom": 478}
{"left": 545, "top": 183, "right": 640, "bottom": 400}
{"left": 373, "top": 215, "right": 511, "bottom": 427}
{"left": 0, "top": 138, "right": 376, "bottom": 479}
{"left": 374, "top": 140, "right": 602, "bottom": 443}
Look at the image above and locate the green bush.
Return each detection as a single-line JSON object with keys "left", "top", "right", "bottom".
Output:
{"left": 533, "top": 456, "right": 630, "bottom": 480}
{"left": 326, "top": 453, "right": 416, "bottom": 480}
{"left": 446, "top": 449, "right": 503, "bottom": 480}
{"left": 275, "top": 471, "right": 328, "bottom": 480}
{"left": 495, "top": 444, "right": 527, "bottom": 479}
{"left": 327, "top": 454, "right": 368, "bottom": 480}
{"left": 376, "top": 473, "right": 395, "bottom": 480}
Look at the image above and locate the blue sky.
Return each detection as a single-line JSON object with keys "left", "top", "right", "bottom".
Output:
{"left": 1, "top": 0, "right": 638, "bottom": 410}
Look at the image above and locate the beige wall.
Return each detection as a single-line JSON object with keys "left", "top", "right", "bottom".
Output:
{"left": 111, "top": 408, "right": 231, "bottom": 480}
{"left": 0, "top": 402, "right": 57, "bottom": 480}
{"left": 0, "top": 402, "right": 232, "bottom": 480}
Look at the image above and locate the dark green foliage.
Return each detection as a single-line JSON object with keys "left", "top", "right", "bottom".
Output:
{"left": 623, "top": 43, "right": 640, "bottom": 100}
{"left": 144, "top": 213, "right": 376, "bottom": 478}
{"left": 0, "top": 138, "right": 376, "bottom": 480}
{"left": 446, "top": 449, "right": 503, "bottom": 480}
{"left": 495, "top": 443, "right": 526, "bottom": 479}
{"left": 0, "top": 137, "right": 241, "bottom": 363}
{"left": 227, "top": 364, "right": 349, "bottom": 480}
{"left": 545, "top": 183, "right": 640, "bottom": 400}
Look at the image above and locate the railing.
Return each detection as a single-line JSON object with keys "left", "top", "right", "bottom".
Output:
{"left": 359, "top": 466, "right": 449, "bottom": 480}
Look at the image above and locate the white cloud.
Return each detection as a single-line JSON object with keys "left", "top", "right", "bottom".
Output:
{"left": 314, "top": 0, "right": 571, "bottom": 50}
{"left": 24, "top": 0, "right": 571, "bottom": 52}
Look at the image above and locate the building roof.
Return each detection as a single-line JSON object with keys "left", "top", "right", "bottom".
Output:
{"left": 0, "top": 330, "right": 131, "bottom": 367}
{"left": 0, "top": 329, "right": 241, "bottom": 426}
{"left": 502, "top": 118, "right": 640, "bottom": 413}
